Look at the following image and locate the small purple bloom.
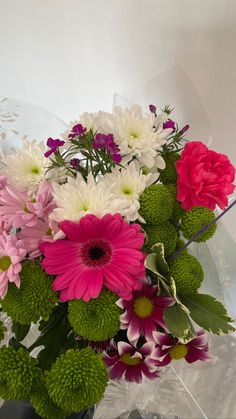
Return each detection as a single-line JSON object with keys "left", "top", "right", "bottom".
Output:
{"left": 163, "top": 119, "right": 176, "bottom": 132}
{"left": 70, "top": 158, "right": 81, "bottom": 169}
{"left": 152, "top": 330, "right": 214, "bottom": 366}
{"left": 44, "top": 138, "right": 65, "bottom": 158}
{"left": 179, "top": 124, "right": 190, "bottom": 135}
{"left": 69, "top": 123, "right": 87, "bottom": 139}
{"left": 149, "top": 104, "right": 157, "bottom": 114}
{"left": 93, "top": 133, "right": 122, "bottom": 164}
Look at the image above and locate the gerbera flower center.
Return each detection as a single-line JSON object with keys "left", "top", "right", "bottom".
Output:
{"left": 169, "top": 344, "right": 188, "bottom": 360}
{"left": 0, "top": 256, "right": 11, "bottom": 272}
{"left": 81, "top": 239, "right": 112, "bottom": 267}
{"left": 120, "top": 353, "right": 141, "bottom": 366}
{"left": 133, "top": 296, "right": 154, "bottom": 318}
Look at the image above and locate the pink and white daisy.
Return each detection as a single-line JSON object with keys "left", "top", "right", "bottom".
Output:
{"left": 0, "top": 184, "right": 37, "bottom": 228}
{"left": 18, "top": 218, "right": 59, "bottom": 259}
{"left": 103, "top": 340, "right": 159, "bottom": 383}
{"left": 152, "top": 330, "right": 214, "bottom": 365}
{"left": 40, "top": 213, "right": 145, "bottom": 302}
{"left": 118, "top": 282, "right": 174, "bottom": 343}
{"left": 0, "top": 232, "right": 27, "bottom": 298}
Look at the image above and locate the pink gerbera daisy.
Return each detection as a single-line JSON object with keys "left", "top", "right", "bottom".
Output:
{"left": 0, "top": 232, "right": 27, "bottom": 298}
{"left": 118, "top": 282, "right": 174, "bottom": 343}
{"left": 103, "top": 340, "right": 159, "bottom": 383}
{"left": 152, "top": 330, "right": 214, "bottom": 365}
{"left": 40, "top": 213, "right": 145, "bottom": 302}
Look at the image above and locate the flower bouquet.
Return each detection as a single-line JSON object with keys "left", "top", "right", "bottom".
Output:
{"left": 0, "top": 103, "right": 235, "bottom": 419}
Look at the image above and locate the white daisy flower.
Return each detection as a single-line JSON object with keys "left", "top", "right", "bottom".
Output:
{"left": 101, "top": 161, "right": 152, "bottom": 222}
{"left": 51, "top": 173, "right": 118, "bottom": 223}
{"left": 1, "top": 140, "right": 66, "bottom": 193}
{"left": 95, "top": 105, "right": 172, "bottom": 169}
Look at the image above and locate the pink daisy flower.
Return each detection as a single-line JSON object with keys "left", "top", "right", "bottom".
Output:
{"left": 18, "top": 218, "right": 59, "bottom": 259}
{"left": 0, "top": 184, "right": 37, "bottom": 228}
{"left": 103, "top": 340, "right": 159, "bottom": 383}
{"left": 0, "top": 232, "right": 27, "bottom": 299}
{"left": 152, "top": 330, "right": 214, "bottom": 365}
{"left": 118, "top": 282, "right": 174, "bottom": 343}
{"left": 40, "top": 213, "right": 145, "bottom": 302}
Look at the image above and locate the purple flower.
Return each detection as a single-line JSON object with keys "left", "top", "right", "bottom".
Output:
{"left": 103, "top": 340, "right": 159, "bottom": 383}
{"left": 163, "top": 119, "right": 176, "bottom": 132}
{"left": 118, "top": 282, "right": 174, "bottom": 343}
{"left": 179, "top": 124, "right": 190, "bottom": 135}
{"left": 68, "top": 123, "right": 86, "bottom": 139}
{"left": 44, "top": 138, "right": 65, "bottom": 158}
{"left": 149, "top": 104, "right": 157, "bottom": 115}
{"left": 70, "top": 158, "right": 80, "bottom": 169}
{"left": 93, "top": 133, "right": 122, "bottom": 164}
{"left": 152, "top": 330, "right": 214, "bottom": 366}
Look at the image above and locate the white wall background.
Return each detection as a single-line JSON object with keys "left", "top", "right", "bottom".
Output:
{"left": 0, "top": 0, "right": 235, "bottom": 239}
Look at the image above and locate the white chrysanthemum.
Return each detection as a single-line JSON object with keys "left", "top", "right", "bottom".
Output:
{"left": 51, "top": 173, "right": 118, "bottom": 222}
{"left": 101, "top": 161, "right": 151, "bottom": 222}
{"left": 1, "top": 140, "right": 65, "bottom": 193}
{"left": 94, "top": 105, "right": 171, "bottom": 168}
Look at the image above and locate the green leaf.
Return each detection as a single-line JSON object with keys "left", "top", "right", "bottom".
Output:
{"left": 145, "top": 243, "right": 169, "bottom": 278}
{"left": 11, "top": 322, "right": 31, "bottom": 342}
{"left": 181, "top": 294, "right": 235, "bottom": 335}
{"left": 169, "top": 277, "right": 190, "bottom": 314}
{"left": 164, "top": 304, "right": 195, "bottom": 341}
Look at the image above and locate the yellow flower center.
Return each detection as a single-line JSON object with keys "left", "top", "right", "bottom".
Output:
{"left": 0, "top": 256, "right": 11, "bottom": 272}
{"left": 121, "top": 186, "right": 133, "bottom": 196}
{"left": 46, "top": 228, "right": 52, "bottom": 236}
{"left": 133, "top": 296, "right": 154, "bottom": 318}
{"left": 129, "top": 131, "right": 139, "bottom": 140}
{"left": 31, "top": 167, "right": 41, "bottom": 175}
{"left": 120, "top": 353, "right": 141, "bottom": 366}
{"left": 169, "top": 344, "right": 188, "bottom": 360}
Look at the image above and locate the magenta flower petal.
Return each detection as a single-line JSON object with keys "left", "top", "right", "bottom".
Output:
{"left": 41, "top": 214, "right": 145, "bottom": 302}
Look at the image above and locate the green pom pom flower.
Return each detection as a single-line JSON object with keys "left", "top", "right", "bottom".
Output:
{"left": 181, "top": 206, "right": 217, "bottom": 242}
{"left": 139, "top": 184, "right": 173, "bottom": 225}
{"left": 159, "top": 153, "right": 180, "bottom": 184}
{"left": 0, "top": 347, "right": 39, "bottom": 400}
{"left": 31, "top": 376, "right": 70, "bottom": 419}
{"left": 46, "top": 348, "right": 108, "bottom": 412}
{"left": 0, "top": 320, "right": 6, "bottom": 342}
{"left": 164, "top": 184, "right": 185, "bottom": 222}
{"left": 1, "top": 261, "right": 58, "bottom": 325}
{"left": 143, "top": 222, "right": 177, "bottom": 256}
{"left": 68, "top": 289, "right": 122, "bottom": 341}
{"left": 169, "top": 253, "right": 204, "bottom": 295}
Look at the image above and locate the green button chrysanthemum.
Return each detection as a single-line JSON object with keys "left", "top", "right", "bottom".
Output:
{"left": 164, "top": 184, "right": 185, "bottom": 222}
{"left": 143, "top": 222, "right": 177, "bottom": 256}
{"left": 181, "top": 206, "right": 217, "bottom": 242}
{"left": 0, "top": 347, "right": 39, "bottom": 400}
{"left": 31, "top": 376, "right": 70, "bottom": 419}
{"left": 68, "top": 289, "right": 122, "bottom": 341}
{"left": 139, "top": 184, "right": 173, "bottom": 225}
{"left": 46, "top": 348, "right": 108, "bottom": 412}
{"left": 169, "top": 253, "right": 204, "bottom": 295}
{"left": 159, "top": 153, "right": 180, "bottom": 184}
{"left": 1, "top": 260, "right": 58, "bottom": 325}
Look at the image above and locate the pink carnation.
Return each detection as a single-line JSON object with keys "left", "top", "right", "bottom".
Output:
{"left": 0, "top": 232, "right": 27, "bottom": 298}
{"left": 176, "top": 141, "right": 235, "bottom": 210}
{"left": 40, "top": 214, "right": 145, "bottom": 302}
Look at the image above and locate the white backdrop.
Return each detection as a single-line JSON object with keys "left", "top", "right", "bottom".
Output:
{"left": 0, "top": 0, "right": 235, "bottom": 239}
